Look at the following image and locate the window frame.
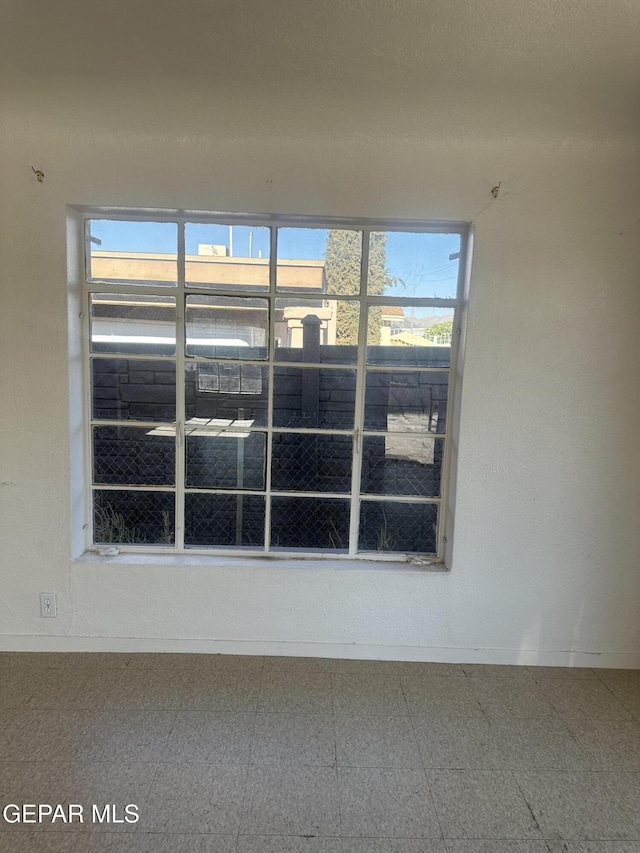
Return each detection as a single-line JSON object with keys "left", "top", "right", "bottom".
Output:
{"left": 75, "top": 208, "right": 470, "bottom": 565}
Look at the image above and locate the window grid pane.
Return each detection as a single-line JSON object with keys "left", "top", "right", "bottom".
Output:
{"left": 86, "top": 216, "right": 463, "bottom": 558}
{"left": 93, "top": 489, "right": 176, "bottom": 546}
{"left": 90, "top": 293, "right": 177, "bottom": 356}
{"left": 91, "top": 358, "right": 177, "bottom": 423}
{"left": 92, "top": 425, "right": 175, "bottom": 487}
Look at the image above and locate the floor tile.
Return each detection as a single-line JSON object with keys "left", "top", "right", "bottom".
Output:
{"left": 241, "top": 765, "right": 340, "bottom": 836}
{"left": 258, "top": 673, "right": 333, "bottom": 714}
{"left": 332, "top": 674, "right": 408, "bottom": 715}
{"left": 263, "top": 656, "right": 335, "bottom": 674}
{"left": 185, "top": 654, "right": 265, "bottom": 673}
{"left": 335, "top": 715, "right": 421, "bottom": 768}
{"left": 397, "top": 663, "right": 465, "bottom": 678}
{"left": 251, "top": 713, "right": 335, "bottom": 766}
{"left": 238, "top": 836, "right": 342, "bottom": 852}
{"left": 0, "top": 711, "right": 11, "bottom": 735}
{"left": 471, "top": 678, "right": 555, "bottom": 720}
{"left": 444, "top": 843, "right": 553, "bottom": 853}
{"left": 77, "top": 710, "right": 177, "bottom": 762}
{"left": 63, "top": 760, "right": 156, "bottom": 810}
{"left": 514, "top": 771, "right": 639, "bottom": 840}
{"left": 24, "top": 670, "right": 121, "bottom": 711}
{"left": 54, "top": 653, "right": 133, "bottom": 670}
{"left": 165, "top": 711, "right": 254, "bottom": 763}
{"left": 543, "top": 843, "right": 640, "bottom": 853}
{"left": 187, "top": 655, "right": 264, "bottom": 678}
{"left": 0, "top": 761, "right": 69, "bottom": 816}
{"left": 595, "top": 670, "right": 640, "bottom": 686}
{"left": 602, "top": 682, "right": 640, "bottom": 720}
{"left": 106, "top": 668, "right": 189, "bottom": 710}
{"left": 0, "top": 711, "right": 97, "bottom": 761}
{"left": 488, "top": 719, "right": 590, "bottom": 770}
{"left": 125, "top": 653, "right": 200, "bottom": 670}
{"left": 181, "top": 671, "right": 260, "bottom": 712}
{"left": 343, "top": 841, "right": 447, "bottom": 852}
{"left": 462, "top": 665, "right": 532, "bottom": 678}
{"left": 428, "top": 770, "right": 541, "bottom": 839}
{"left": 402, "top": 677, "right": 482, "bottom": 719}
{"left": 0, "top": 677, "right": 35, "bottom": 710}
{"left": 528, "top": 666, "right": 597, "bottom": 680}
{"left": 413, "top": 718, "right": 502, "bottom": 770}
{"left": 602, "top": 773, "right": 640, "bottom": 834}
{"left": 567, "top": 720, "right": 640, "bottom": 770}
{"left": 331, "top": 659, "right": 400, "bottom": 677}
{"left": 536, "top": 679, "right": 632, "bottom": 722}
{"left": 126, "top": 653, "right": 260, "bottom": 675}
{"left": 0, "top": 834, "right": 112, "bottom": 851}
{"left": 105, "top": 834, "right": 238, "bottom": 851}
{"left": 338, "top": 767, "right": 440, "bottom": 838}
{"left": 0, "top": 653, "right": 78, "bottom": 670}
{"left": 145, "top": 762, "right": 247, "bottom": 834}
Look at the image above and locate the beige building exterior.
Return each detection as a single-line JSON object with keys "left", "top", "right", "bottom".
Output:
{"left": 91, "top": 250, "right": 325, "bottom": 292}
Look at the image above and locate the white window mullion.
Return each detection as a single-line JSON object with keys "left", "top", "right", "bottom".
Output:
{"left": 92, "top": 484, "right": 178, "bottom": 493}
{"left": 435, "top": 232, "right": 468, "bottom": 562}
{"left": 84, "top": 291, "right": 95, "bottom": 549}
{"left": 88, "top": 352, "right": 177, "bottom": 363}
{"left": 174, "top": 221, "right": 186, "bottom": 550}
{"left": 264, "top": 226, "right": 278, "bottom": 552}
{"left": 348, "top": 230, "right": 371, "bottom": 556}
{"left": 86, "top": 281, "right": 180, "bottom": 297}
{"left": 436, "top": 321, "right": 455, "bottom": 563}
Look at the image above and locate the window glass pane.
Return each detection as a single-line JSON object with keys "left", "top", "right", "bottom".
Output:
{"left": 366, "top": 306, "right": 452, "bottom": 367}
{"left": 185, "top": 363, "right": 268, "bottom": 427}
{"left": 361, "top": 436, "right": 443, "bottom": 497}
{"left": 277, "top": 228, "right": 362, "bottom": 295}
{"left": 93, "top": 490, "right": 175, "bottom": 545}
{"left": 274, "top": 367, "right": 356, "bottom": 429}
{"left": 368, "top": 231, "right": 460, "bottom": 299}
{"left": 185, "top": 295, "right": 268, "bottom": 359}
{"left": 271, "top": 434, "right": 352, "bottom": 493}
{"left": 91, "top": 358, "right": 176, "bottom": 422}
{"left": 275, "top": 298, "right": 358, "bottom": 363}
{"left": 185, "top": 223, "right": 270, "bottom": 290}
{"left": 90, "top": 294, "right": 176, "bottom": 356}
{"left": 186, "top": 430, "right": 266, "bottom": 490}
{"left": 185, "top": 493, "right": 265, "bottom": 547}
{"left": 359, "top": 501, "right": 438, "bottom": 554}
{"left": 93, "top": 426, "right": 175, "bottom": 486}
{"left": 364, "top": 372, "right": 448, "bottom": 433}
{"left": 88, "top": 220, "right": 177, "bottom": 286}
{"left": 271, "top": 496, "right": 350, "bottom": 551}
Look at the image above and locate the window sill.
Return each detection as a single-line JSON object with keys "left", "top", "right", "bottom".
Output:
{"left": 74, "top": 550, "right": 448, "bottom": 574}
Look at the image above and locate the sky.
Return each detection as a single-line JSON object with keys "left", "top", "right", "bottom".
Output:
{"left": 89, "top": 219, "right": 461, "bottom": 304}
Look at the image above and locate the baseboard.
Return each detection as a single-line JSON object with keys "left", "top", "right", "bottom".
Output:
{"left": 1, "top": 635, "right": 639, "bottom": 669}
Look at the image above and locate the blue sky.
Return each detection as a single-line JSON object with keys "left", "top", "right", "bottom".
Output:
{"left": 90, "top": 219, "right": 460, "bottom": 300}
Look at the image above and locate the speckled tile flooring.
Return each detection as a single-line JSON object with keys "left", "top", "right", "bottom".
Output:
{"left": 1, "top": 653, "right": 640, "bottom": 852}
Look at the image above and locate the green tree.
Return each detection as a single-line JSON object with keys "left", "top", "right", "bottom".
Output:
{"left": 324, "top": 230, "right": 389, "bottom": 345}
{"left": 423, "top": 319, "right": 453, "bottom": 341}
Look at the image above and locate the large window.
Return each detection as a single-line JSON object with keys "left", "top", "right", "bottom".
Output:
{"left": 81, "top": 213, "right": 468, "bottom": 561}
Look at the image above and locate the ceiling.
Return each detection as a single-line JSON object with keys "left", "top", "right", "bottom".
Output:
{"left": 2, "top": 0, "right": 639, "bottom": 139}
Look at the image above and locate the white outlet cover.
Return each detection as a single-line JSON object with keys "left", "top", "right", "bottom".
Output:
{"left": 40, "top": 593, "right": 57, "bottom": 618}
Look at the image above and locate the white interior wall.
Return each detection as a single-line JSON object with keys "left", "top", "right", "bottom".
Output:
{"left": 1, "top": 9, "right": 639, "bottom": 665}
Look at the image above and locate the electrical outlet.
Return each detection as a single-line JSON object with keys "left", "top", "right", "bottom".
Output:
{"left": 40, "top": 593, "right": 57, "bottom": 618}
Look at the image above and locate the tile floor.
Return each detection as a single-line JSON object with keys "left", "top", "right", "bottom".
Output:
{"left": 1, "top": 653, "right": 640, "bottom": 851}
